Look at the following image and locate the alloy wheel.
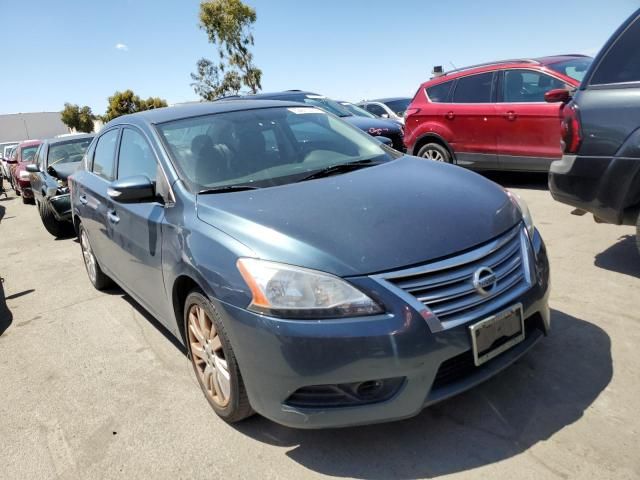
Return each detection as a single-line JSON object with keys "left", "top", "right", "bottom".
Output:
{"left": 188, "top": 304, "right": 231, "bottom": 407}
{"left": 423, "top": 148, "right": 445, "bottom": 161}
{"left": 80, "top": 229, "right": 97, "bottom": 284}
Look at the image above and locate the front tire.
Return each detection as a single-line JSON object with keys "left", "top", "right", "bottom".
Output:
{"left": 39, "top": 200, "right": 73, "bottom": 238}
{"left": 417, "top": 142, "right": 451, "bottom": 163}
{"left": 79, "top": 224, "right": 113, "bottom": 290}
{"left": 184, "top": 291, "right": 253, "bottom": 423}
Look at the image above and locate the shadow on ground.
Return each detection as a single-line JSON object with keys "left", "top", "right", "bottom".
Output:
{"left": 483, "top": 171, "right": 549, "bottom": 190}
{"left": 0, "top": 278, "right": 13, "bottom": 336}
{"left": 0, "top": 203, "right": 5, "bottom": 223}
{"left": 235, "top": 309, "right": 611, "bottom": 479}
{"left": 594, "top": 235, "right": 640, "bottom": 278}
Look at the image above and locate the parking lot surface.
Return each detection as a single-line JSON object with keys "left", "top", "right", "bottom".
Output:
{"left": 1, "top": 173, "right": 639, "bottom": 480}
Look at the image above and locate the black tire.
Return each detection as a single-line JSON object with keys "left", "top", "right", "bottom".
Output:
{"left": 39, "top": 200, "right": 73, "bottom": 238}
{"left": 417, "top": 142, "right": 452, "bottom": 163}
{"left": 184, "top": 291, "right": 253, "bottom": 423}
{"left": 78, "top": 224, "right": 113, "bottom": 290}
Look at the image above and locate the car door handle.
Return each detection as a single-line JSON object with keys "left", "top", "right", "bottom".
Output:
{"left": 445, "top": 111, "right": 455, "bottom": 120}
{"left": 79, "top": 194, "right": 88, "bottom": 205}
{"left": 504, "top": 111, "right": 517, "bottom": 121}
{"left": 107, "top": 210, "right": 120, "bottom": 224}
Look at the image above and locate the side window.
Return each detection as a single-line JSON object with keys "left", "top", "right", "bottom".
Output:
{"left": 33, "top": 145, "right": 43, "bottom": 170}
{"left": 261, "top": 129, "right": 279, "bottom": 152}
{"left": 452, "top": 72, "right": 494, "bottom": 103}
{"left": 366, "top": 104, "right": 387, "bottom": 116}
{"left": 92, "top": 129, "right": 119, "bottom": 181}
{"left": 426, "top": 81, "right": 454, "bottom": 103}
{"left": 117, "top": 128, "right": 157, "bottom": 182}
{"left": 502, "top": 70, "right": 566, "bottom": 102}
{"left": 591, "top": 17, "right": 640, "bottom": 85}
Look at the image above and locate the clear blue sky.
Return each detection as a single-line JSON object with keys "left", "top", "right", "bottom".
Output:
{"left": 0, "top": 0, "right": 637, "bottom": 115}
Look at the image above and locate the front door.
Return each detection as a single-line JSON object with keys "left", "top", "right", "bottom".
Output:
{"left": 495, "top": 69, "right": 570, "bottom": 171}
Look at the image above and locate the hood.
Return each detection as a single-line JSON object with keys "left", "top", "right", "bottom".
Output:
{"left": 196, "top": 157, "right": 521, "bottom": 277}
{"left": 49, "top": 162, "right": 80, "bottom": 181}
{"left": 342, "top": 116, "right": 403, "bottom": 137}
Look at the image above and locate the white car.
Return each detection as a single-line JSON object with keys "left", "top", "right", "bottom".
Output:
{"left": 357, "top": 97, "right": 412, "bottom": 125}
{"left": 0, "top": 142, "right": 19, "bottom": 179}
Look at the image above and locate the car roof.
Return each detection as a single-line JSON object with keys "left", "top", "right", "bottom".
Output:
{"left": 18, "top": 139, "right": 42, "bottom": 148}
{"left": 365, "top": 97, "right": 412, "bottom": 103}
{"left": 424, "top": 54, "right": 591, "bottom": 85}
{"left": 106, "top": 100, "right": 306, "bottom": 126}
{"left": 45, "top": 133, "right": 95, "bottom": 146}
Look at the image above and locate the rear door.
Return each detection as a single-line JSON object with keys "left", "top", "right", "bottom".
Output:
{"left": 80, "top": 128, "right": 120, "bottom": 273}
{"left": 448, "top": 72, "right": 499, "bottom": 169}
{"left": 495, "top": 69, "right": 570, "bottom": 170}
{"left": 106, "top": 126, "right": 169, "bottom": 319}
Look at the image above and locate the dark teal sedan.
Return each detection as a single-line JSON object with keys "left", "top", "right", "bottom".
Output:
{"left": 69, "top": 101, "right": 550, "bottom": 428}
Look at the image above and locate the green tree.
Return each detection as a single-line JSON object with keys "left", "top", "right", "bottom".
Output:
{"left": 191, "top": 0, "right": 262, "bottom": 100}
{"left": 61, "top": 103, "right": 95, "bottom": 133}
{"left": 104, "top": 90, "right": 168, "bottom": 121}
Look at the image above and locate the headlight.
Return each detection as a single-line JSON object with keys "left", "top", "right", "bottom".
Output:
{"left": 507, "top": 190, "right": 535, "bottom": 237}
{"left": 19, "top": 170, "right": 30, "bottom": 180}
{"left": 237, "top": 258, "right": 383, "bottom": 319}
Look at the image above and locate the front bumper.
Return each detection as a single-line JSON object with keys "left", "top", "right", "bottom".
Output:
{"left": 48, "top": 193, "right": 72, "bottom": 221}
{"left": 218, "top": 230, "right": 550, "bottom": 429}
{"left": 17, "top": 179, "right": 33, "bottom": 198}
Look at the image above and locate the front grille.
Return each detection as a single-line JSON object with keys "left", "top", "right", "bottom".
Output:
{"left": 378, "top": 224, "right": 532, "bottom": 328}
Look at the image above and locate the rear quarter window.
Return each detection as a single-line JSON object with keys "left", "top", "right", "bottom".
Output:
{"left": 426, "top": 81, "right": 454, "bottom": 103}
{"left": 590, "top": 16, "right": 640, "bottom": 85}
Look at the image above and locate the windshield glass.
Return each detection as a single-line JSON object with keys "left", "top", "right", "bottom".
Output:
{"left": 294, "top": 95, "right": 352, "bottom": 117}
{"left": 157, "top": 106, "right": 396, "bottom": 191}
{"left": 21, "top": 145, "right": 39, "bottom": 163}
{"left": 383, "top": 99, "right": 411, "bottom": 116}
{"left": 48, "top": 138, "right": 93, "bottom": 166}
{"left": 341, "top": 102, "right": 377, "bottom": 118}
{"left": 547, "top": 58, "right": 593, "bottom": 83}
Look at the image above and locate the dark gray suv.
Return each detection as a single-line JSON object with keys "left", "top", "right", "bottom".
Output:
{"left": 549, "top": 8, "right": 640, "bottom": 253}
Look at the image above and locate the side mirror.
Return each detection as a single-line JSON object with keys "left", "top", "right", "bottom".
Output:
{"left": 544, "top": 88, "right": 571, "bottom": 103}
{"left": 374, "top": 136, "right": 393, "bottom": 147}
{"left": 108, "top": 175, "right": 156, "bottom": 203}
{"left": 26, "top": 164, "right": 39, "bottom": 173}
{"left": 6, "top": 158, "right": 17, "bottom": 164}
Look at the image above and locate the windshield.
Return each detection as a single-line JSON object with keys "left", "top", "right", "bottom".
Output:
{"left": 383, "top": 99, "right": 411, "bottom": 116}
{"left": 48, "top": 138, "right": 93, "bottom": 166}
{"left": 157, "top": 106, "right": 396, "bottom": 191}
{"left": 341, "top": 102, "right": 377, "bottom": 119}
{"left": 293, "top": 95, "right": 353, "bottom": 117}
{"left": 21, "top": 145, "right": 39, "bottom": 164}
{"left": 547, "top": 58, "right": 593, "bottom": 83}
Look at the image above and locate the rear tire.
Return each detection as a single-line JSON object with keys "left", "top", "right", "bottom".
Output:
{"left": 184, "top": 291, "right": 254, "bottom": 423}
{"left": 417, "top": 142, "right": 451, "bottom": 163}
{"left": 39, "top": 200, "right": 73, "bottom": 238}
{"left": 79, "top": 224, "right": 113, "bottom": 290}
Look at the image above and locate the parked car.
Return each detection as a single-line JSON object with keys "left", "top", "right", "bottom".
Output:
{"left": 404, "top": 55, "right": 592, "bottom": 170}
{"left": 27, "top": 134, "right": 94, "bottom": 237}
{"left": 548, "top": 9, "right": 640, "bottom": 254}
{"left": 70, "top": 101, "right": 550, "bottom": 428}
{"left": 357, "top": 97, "right": 412, "bottom": 125}
{"left": 0, "top": 142, "right": 19, "bottom": 179}
{"left": 9, "top": 139, "right": 41, "bottom": 202}
{"left": 224, "top": 91, "right": 406, "bottom": 151}
{"left": 339, "top": 101, "right": 405, "bottom": 127}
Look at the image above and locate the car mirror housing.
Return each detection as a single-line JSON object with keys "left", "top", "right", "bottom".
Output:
{"left": 108, "top": 175, "right": 156, "bottom": 203}
{"left": 26, "top": 164, "right": 39, "bottom": 173}
{"left": 544, "top": 88, "right": 571, "bottom": 103}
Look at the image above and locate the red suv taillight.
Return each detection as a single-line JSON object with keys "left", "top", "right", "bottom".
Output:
{"left": 561, "top": 103, "right": 582, "bottom": 154}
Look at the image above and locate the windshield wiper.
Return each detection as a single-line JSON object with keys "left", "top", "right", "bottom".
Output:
{"left": 198, "top": 185, "right": 261, "bottom": 194}
{"left": 297, "top": 159, "right": 380, "bottom": 182}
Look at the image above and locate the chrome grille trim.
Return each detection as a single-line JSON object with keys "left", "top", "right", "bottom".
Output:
{"left": 371, "top": 224, "right": 534, "bottom": 332}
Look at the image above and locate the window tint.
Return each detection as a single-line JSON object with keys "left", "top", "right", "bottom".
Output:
{"left": 92, "top": 129, "right": 119, "bottom": 181}
{"left": 591, "top": 17, "right": 640, "bottom": 85}
{"left": 366, "top": 104, "right": 387, "bottom": 116}
{"left": 452, "top": 73, "right": 493, "bottom": 103}
{"left": 34, "top": 145, "right": 45, "bottom": 170}
{"left": 118, "top": 129, "right": 157, "bottom": 181}
{"left": 426, "top": 81, "right": 454, "bottom": 102}
{"left": 48, "top": 138, "right": 93, "bottom": 166}
{"left": 502, "top": 70, "right": 567, "bottom": 102}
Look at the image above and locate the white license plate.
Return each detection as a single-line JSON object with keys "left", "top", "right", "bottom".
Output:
{"left": 469, "top": 304, "right": 525, "bottom": 366}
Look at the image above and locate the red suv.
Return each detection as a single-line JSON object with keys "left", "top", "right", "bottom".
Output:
{"left": 404, "top": 55, "right": 591, "bottom": 171}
